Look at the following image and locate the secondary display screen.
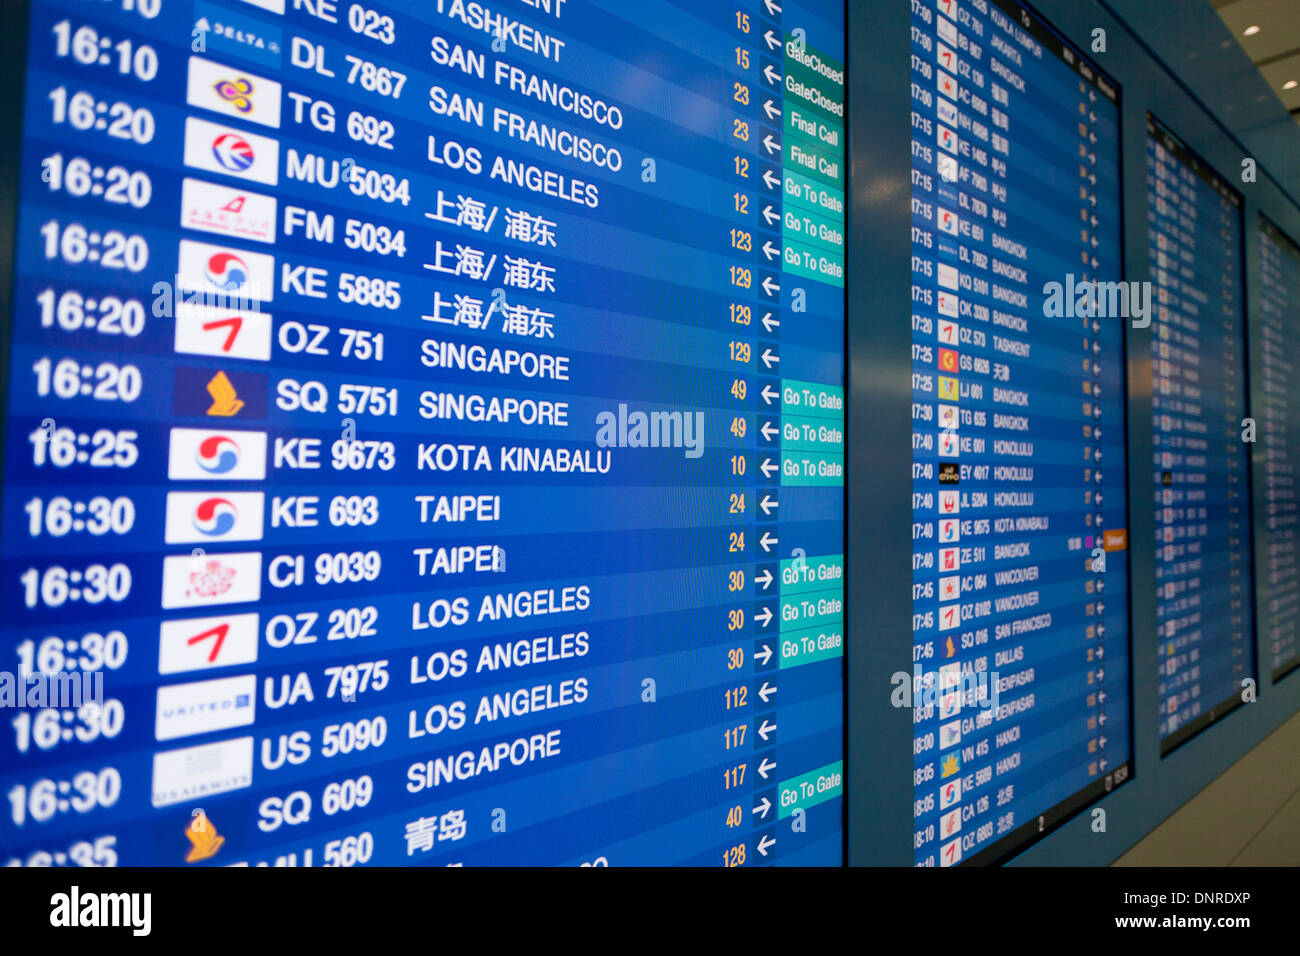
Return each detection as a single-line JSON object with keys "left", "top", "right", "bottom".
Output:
{"left": 1256, "top": 213, "right": 1300, "bottom": 683}
{"left": 1146, "top": 115, "right": 1253, "bottom": 754}
{"left": 909, "top": 0, "right": 1130, "bottom": 866}
{"left": 0, "top": 0, "right": 846, "bottom": 866}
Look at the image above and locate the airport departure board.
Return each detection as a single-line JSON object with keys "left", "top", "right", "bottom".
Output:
{"left": 0, "top": 0, "right": 847, "bottom": 866}
{"left": 1257, "top": 213, "right": 1300, "bottom": 683}
{"left": 1146, "top": 115, "right": 1252, "bottom": 754}
{"left": 909, "top": 0, "right": 1130, "bottom": 866}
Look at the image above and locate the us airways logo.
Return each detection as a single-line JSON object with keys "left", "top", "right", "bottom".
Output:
{"left": 164, "top": 491, "right": 265, "bottom": 543}
{"left": 181, "top": 178, "right": 277, "bottom": 243}
{"left": 168, "top": 427, "right": 267, "bottom": 480}
{"left": 50, "top": 887, "right": 151, "bottom": 936}
{"left": 152, "top": 736, "right": 254, "bottom": 807}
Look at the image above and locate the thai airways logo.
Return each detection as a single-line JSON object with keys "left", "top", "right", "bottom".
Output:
{"left": 183, "top": 117, "right": 279, "bottom": 185}
{"left": 187, "top": 56, "right": 282, "bottom": 128}
{"left": 168, "top": 427, "right": 267, "bottom": 480}
{"left": 164, "top": 491, "right": 264, "bottom": 543}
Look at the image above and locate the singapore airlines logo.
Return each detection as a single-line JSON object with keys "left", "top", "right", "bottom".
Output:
{"left": 206, "top": 372, "right": 245, "bottom": 417}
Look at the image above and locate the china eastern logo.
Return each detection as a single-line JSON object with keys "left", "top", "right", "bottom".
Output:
{"left": 182, "top": 117, "right": 280, "bottom": 186}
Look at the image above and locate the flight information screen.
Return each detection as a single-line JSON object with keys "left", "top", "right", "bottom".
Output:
{"left": 0, "top": 0, "right": 846, "bottom": 867}
{"left": 1257, "top": 213, "right": 1300, "bottom": 683}
{"left": 909, "top": 0, "right": 1130, "bottom": 866}
{"left": 1146, "top": 116, "right": 1252, "bottom": 754}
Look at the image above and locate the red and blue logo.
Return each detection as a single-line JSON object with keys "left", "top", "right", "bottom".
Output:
{"left": 195, "top": 435, "right": 241, "bottom": 474}
{"left": 205, "top": 252, "right": 249, "bottom": 291}
{"left": 211, "top": 134, "right": 256, "bottom": 173}
{"left": 193, "top": 497, "right": 239, "bottom": 536}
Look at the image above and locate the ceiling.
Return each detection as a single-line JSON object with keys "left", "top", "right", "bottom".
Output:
{"left": 1213, "top": 0, "right": 1300, "bottom": 127}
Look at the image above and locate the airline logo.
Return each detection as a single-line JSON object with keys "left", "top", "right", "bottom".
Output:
{"left": 938, "top": 518, "right": 959, "bottom": 543}
{"left": 939, "top": 691, "right": 960, "bottom": 719}
{"left": 168, "top": 427, "right": 267, "bottom": 480}
{"left": 182, "top": 178, "right": 277, "bottom": 244}
{"left": 936, "top": 318, "right": 958, "bottom": 346}
{"left": 936, "top": 14, "right": 958, "bottom": 45}
{"left": 939, "top": 546, "right": 960, "bottom": 573}
{"left": 936, "top": 96, "right": 958, "bottom": 129}
{"left": 186, "top": 811, "right": 225, "bottom": 863}
{"left": 939, "top": 662, "right": 962, "bottom": 692}
{"left": 177, "top": 239, "right": 275, "bottom": 302}
{"left": 938, "top": 405, "right": 959, "bottom": 430}
{"left": 159, "top": 612, "right": 260, "bottom": 674}
{"left": 187, "top": 56, "right": 282, "bottom": 128}
{"left": 940, "top": 751, "right": 961, "bottom": 779}
{"left": 938, "top": 489, "right": 959, "bottom": 514}
{"left": 155, "top": 674, "right": 256, "bottom": 740}
{"left": 938, "top": 430, "right": 959, "bottom": 457}
{"left": 937, "top": 263, "right": 960, "bottom": 290}
{"left": 938, "top": 603, "right": 960, "bottom": 631}
{"left": 939, "top": 778, "right": 962, "bottom": 810}
{"left": 937, "top": 208, "right": 959, "bottom": 236}
{"left": 164, "top": 491, "right": 265, "bottom": 544}
{"left": 940, "top": 807, "right": 962, "bottom": 840}
{"left": 937, "top": 124, "right": 959, "bottom": 154}
{"left": 937, "top": 291, "right": 959, "bottom": 317}
{"left": 938, "top": 376, "right": 959, "bottom": 401}
{"left": 173, "top": 367, "right": 268, "bottom": 419}
{"left": 936, "top": 153, "right": 959, "bottom": 184}
{"left": 161, "top": 551, "right": 262, "bottom": 609}
{"left": 151, "top": 736, "right": 254, "bottom": 807}
{"left": 194, "top": 1, "right": 284, "bottom": 69}
{"left": 940, "top": 718, "right": 962, "bottom": 749}
{"left": 938, "top": 463, "right": 959, "bottom": 484}
{"left": 941, "top": 837, "right": 962, "bottom": 867}
{"left": 938, "top": 347, "right": 959, "bottom": 374}
{"left": 939, "top": 574, "right": 961, "bottom": 602}
{"left": 183, "top": 116, "right": 279, "bottom": 185}
{"left": 937, "top": 69, "right": 958, "bottom": 101}
{"left": 176, "top": 301, "right": 273, "bottom": 361}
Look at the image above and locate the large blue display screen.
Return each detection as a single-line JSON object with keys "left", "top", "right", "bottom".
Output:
{"left": 1146, "top": 114, "right": 1252, "bottom": 755}
{"left": 0, "top": 0, "right": 846, "bottom": 866}
{"left": 909, "top": 0, "right": 1131, "bottom": 866}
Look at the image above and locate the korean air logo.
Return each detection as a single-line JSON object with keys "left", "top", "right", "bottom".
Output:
{"left": 206, "top": 252, "right": 249, "bottom": 290}
{"left": 212, "top": 133, "right": 255, "bottom": 172}
{"left": 197, "top": 434, "right": 241, "bottom": 474}
{"left": 193, "top": 497, "right": 239, "bottom": 536}
{"left": 214, "top": 76, "right": 255, "bottom": 113}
